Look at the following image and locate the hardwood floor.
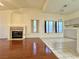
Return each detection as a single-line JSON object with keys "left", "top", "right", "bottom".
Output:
{"left": 0, "top": 38, "right": 58, "bottom": 59}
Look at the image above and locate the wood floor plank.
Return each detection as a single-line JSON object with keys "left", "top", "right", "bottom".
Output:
{"left": 0, "top": 38, "right": 58, "bottom": 59}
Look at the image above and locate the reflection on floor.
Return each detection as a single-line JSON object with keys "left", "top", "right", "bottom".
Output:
{"left": 41, "top": 38, "right": 79, "bottom": 59}
{"left": 0, "top": 38, "right": 58, "bottom": 59}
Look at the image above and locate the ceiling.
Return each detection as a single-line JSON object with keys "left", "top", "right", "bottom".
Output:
{"left": 0, "top": 0, "right": 79, "bottom": 14}
{"left": 0, "top": 0, "right": 46, "bottom": 10}
{"left": 43, "top": 0, "right": 79, "bottom": 14}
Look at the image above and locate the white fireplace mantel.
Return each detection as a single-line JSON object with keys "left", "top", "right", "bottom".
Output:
{"left": 8, "top": 25, "right": 26, "bottom": 40}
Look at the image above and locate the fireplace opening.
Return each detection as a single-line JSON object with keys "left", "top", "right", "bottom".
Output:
{"left": 12, "top": 31, "right": 23, "bottom": 38}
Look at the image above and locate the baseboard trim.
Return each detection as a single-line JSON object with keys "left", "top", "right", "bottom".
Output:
{"left": 25, "top": 37, "right": 40, "bottom": 39}
{"left": 0, "top": 38, "right": 8, "bottom": 40}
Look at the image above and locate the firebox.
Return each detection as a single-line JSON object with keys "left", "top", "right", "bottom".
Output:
{"left": 12, "top": 31, "right": 23, "bottom": 38}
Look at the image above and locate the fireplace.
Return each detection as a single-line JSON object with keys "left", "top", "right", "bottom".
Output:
{"left": 9, "top": 26, "right": 25, "bottom": 40}
{"left": 12, "top": 31, "right": 23, "bottom": 38}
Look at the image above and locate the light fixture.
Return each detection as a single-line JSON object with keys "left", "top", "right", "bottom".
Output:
{"left": 0, "top": 2, "right": 4, "bottom": 6}
{"left": 64, "top": 4, "right": 67, "bottom": 7}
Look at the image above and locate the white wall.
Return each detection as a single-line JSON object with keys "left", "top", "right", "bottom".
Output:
{"left": 0, "top": 8, "right": 63, "bottom": 38}
{"left": 64, "top": 17, "right": 79, "bottom": 25}
{"left": 63, "top": 10, "right": 79, "bottom": 21}
{"left": 0, "top": 11, "right": 11, "bottom": 38}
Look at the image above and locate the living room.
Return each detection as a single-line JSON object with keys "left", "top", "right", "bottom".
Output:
{"left": 0, "top": 0, "right": 79, "bottom": 59}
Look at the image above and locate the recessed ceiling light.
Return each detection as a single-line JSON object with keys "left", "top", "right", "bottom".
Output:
{"left": 0, "top": 2, "right": 4, "bottom": 6}
{"left": 64, "top": 4, "right": 67, "bottom": 7}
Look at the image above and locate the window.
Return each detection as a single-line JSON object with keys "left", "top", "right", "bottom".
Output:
{"left": 49, "top": 21, "right": 53, "bottom": 32}
{"left": 55, "top": 21, "right": 63, "bottom": 33}
{"left": 32, "top": 20, "right": 39, "bottom": 33}
{"left": 45, "top": 20, "right": 53, "bottom": 33}
{"left": 58, "top": 21, "right": 63, "bottom": 32}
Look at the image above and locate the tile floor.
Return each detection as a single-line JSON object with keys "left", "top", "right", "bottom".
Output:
{"left": 41, "top": 38, "right": 79, "bottom": 59}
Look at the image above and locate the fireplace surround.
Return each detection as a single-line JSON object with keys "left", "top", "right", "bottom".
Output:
{"left": 9, "top": 26, "right": 26, "bottom": 40}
